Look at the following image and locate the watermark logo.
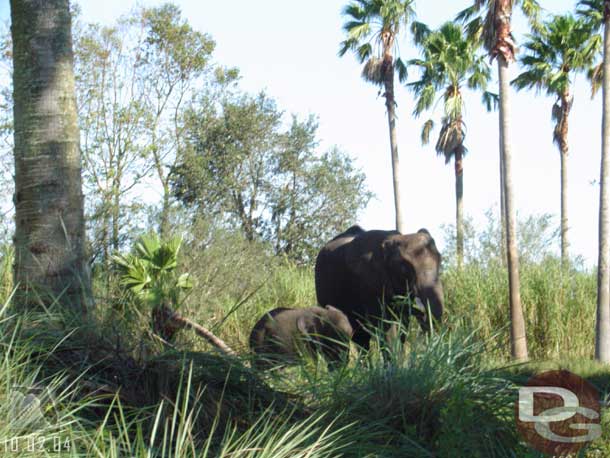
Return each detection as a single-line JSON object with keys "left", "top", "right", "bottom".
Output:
{"left": 515, "top": 370, "right": 602, "bottom": 455}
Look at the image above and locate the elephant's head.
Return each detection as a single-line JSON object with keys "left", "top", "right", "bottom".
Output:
{"left": 381, "top": 228, "right": 444, "bottom": 329}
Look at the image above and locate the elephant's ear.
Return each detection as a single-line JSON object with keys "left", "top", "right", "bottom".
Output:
{"left": 323, "top": 305, "right": 345, "bottom": 327}
{"left": 296, "top": 316, "right": 309, "bottom": 334}
{"left": 324, "top": 305, "right": 342, "bottom": 314}
{"left": 297, "top": 315, "right": 322, "bottom": 335}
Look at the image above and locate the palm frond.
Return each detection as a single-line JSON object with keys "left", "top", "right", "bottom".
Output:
{"left": 411, "top": 21, "right": 431, "bottom": 45}
{"left": 455, "top": 5, "right": 480, "bottom": 24}
{"left": 412, "top": 82, "right": 435, "bottom": 116}
{"left": 361, "top": 57, "right": 384, "bottom": 86}
{"left": 520, "top": 0, "right": 543, "bottom": 33}
{"left": 481, "top": 91, "right": 499, "bottom": 112}
{"left": 435, "top": 118, "right": 466, "bottom": 164}
{"left": 444, "top": 93, "right": 464, "bottom": 121}
{"left": 551, "top": 100, "right": 562, "bottom": 123}
{"left": 421, "top": 119, "right": 434, "bottom": 145}
{"left": 395, "top": 57, "right": 408, "bottom": 83}
{"left": 576, "top": 0, "right": 604, "bottom": 31}
{"left": 588, "top": 62, "right": 603, "bottom": 98}
{"left": 514, "top": 12, "right": 600, "bottom": 98}
{"left": 342, "top": 3, "right": 367, "bottom": 21}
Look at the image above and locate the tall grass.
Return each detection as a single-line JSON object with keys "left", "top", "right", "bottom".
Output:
{"left": 0, "top": 294, "right": 355, "bottom": 457}
{"left": 190, "top": 253, "right": 597, "bottom": 362}
{"left": 0, "top": 244, "right": 12, "bottom": 304}
{"left": 264, "top": 325, "right": 548, "bottom": 458}
{"left": 443, "top": 257, "right": 596, "bottom": 360}
{"left": 1, "top": 232, "right": 605, "bottom": 457}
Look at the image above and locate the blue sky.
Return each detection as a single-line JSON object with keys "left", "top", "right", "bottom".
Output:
{"left": 1, "top": 0, "right": 601, "bottom": 264}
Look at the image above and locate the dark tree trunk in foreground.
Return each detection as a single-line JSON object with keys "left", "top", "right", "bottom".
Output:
{"left": 10, "top": 0, "right": 92, "bottom": 312}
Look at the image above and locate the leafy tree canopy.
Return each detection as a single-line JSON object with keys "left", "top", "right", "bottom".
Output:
{"left": 171, "top": 92, "right": 372, "bottom": 263}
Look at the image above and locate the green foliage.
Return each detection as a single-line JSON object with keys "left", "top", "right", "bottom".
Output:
{"left": 287, "top": 328, "right": 531, "bottom": 457}
{"left": 441, "top": 212, "right": 595, "bottom": 361}
{"left": 0, "top": 244, "right": 12, "bottom": 304}
{"left": 339, "top": 0, "right": 415, "bottom": 86}
{"left": 2, "top": 246, "right": 608, "bottom": 457}
{"left": 171, "top": 93, "right": 371, "bottom": 263}
{"left": 442, "top": 209, "right": 562, "bottom": 268}
{"left": 408, "top": 21, "right": 490, "bottom": 161}
{"left": 577, "top": 0, "right": 604, "bottom": 32}
{"left": 112, "top": 233, "right": 192, "bottom": 312}
{"left": 73, "top": 3, "right": 238, "bottom": 264}
{"left": 513, "top": 14, "right": 600, "bottom": 133}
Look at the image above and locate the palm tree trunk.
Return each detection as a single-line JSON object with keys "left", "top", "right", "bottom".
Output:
{"left": 596, "top": 2, "right": 610, "bottom": 363}
{"left": 560, "top": 149, "right": 569, "bottom": 267}
{"left": 455, "top": 150, "right": 464, "bottom": 269}
{"left": 498, "top": 55, "right": 528, "bottom": 361}
{"left": 559, "top": 90, "right": 572, "bottom": 269}
{"left": 499, "top": 133, "right": 507, "bottom": 266}
{"left": 10, "top": 0, "right": 92, "bottom": 313}
{"left": 383, "top": 56, "right": 406, "bottom": 234}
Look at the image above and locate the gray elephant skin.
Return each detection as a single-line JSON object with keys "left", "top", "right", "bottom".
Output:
{"left": 315, "top": 225, "right": 444, "bottom": 348}
{"left": 249, "top": 305, "right": 353, "bottom": 367}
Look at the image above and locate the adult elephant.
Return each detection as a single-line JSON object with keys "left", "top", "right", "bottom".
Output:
{"left": 315, "top": 226, "right": 444, "bottom": 348}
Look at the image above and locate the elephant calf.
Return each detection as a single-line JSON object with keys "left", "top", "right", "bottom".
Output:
{"left": 250, "top": 306, "right": 353, "bottom": 367}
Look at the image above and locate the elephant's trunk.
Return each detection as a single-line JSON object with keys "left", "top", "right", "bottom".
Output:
{"left": 418, "top": 285, "right": 444, "bottom": 322}
{"left": 415, "top": 271, "right": 444, "bottom": 330}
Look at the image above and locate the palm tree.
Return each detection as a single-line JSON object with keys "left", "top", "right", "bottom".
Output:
{"left": 10, "top": 0, "right": 92, "bottom": 312}
{"left": 112, "top": 234, "right": 192, "bottom": 341}
{"left": 339, "top": 0, "right": 415, "bottom": 233}
{"left": 408, "top": 22, "right": 491, "bottom": 269}
{"left": 578, "top": 0, "right": 610, "bottom": 362}
{"left": 458, "top": 0, "right": 541, "bottom": 361}
{"left": 512, "top": 14, "right": 600, "bottom": 268}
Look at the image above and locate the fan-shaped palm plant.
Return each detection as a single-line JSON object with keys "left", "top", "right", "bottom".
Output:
{"left": 513, "top": 14, "right": 600, "bottom": 268}
{"left": 112, "top": 233, "right": 192, "bottom": 341}
{"left": 408, "top": 22, "right": 491, "bottom": 269}
{"left": 339, "top": 0, "right": 415, "bottom": 233}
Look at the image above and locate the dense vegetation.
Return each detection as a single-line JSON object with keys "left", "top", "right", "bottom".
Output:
{"left": 0, "top": 227, "right": 608, "bottom": 456}
{"left": 2, "top": 0, "right": 610, "bottom": 456}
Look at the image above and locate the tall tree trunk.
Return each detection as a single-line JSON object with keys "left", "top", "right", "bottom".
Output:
{"left": 455, "top": 149, "right": 464, "bottom": 270}
{"left": 498, "top": 55, "right": 528, "bottom": 361}
{"left": 111, "top": 186, "right": 120, "bottom": 251}
{"left": 383, "top": 51, "right": 406, "bottom": 234}
{"left": 559, "top": 89, "right": 572, "bottom": 269}
{"left": 499, "top": 132, "right": 507, "bottom": 267}
{"left": 596, "top": 1, "right": 610, "bottom": 363}
{"left": 158, "top": 180, "right": 171, "bottom": 238}
{"left": 10, "top": 0, "right": 92, "bottom": 313}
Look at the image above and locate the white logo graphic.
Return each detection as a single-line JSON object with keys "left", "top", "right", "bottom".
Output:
{"left": 518, "top": 386, "right": 602, "bottom": 443}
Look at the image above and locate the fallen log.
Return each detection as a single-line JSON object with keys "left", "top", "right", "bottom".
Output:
{"left": 155, "top": 305, "right": 237, "bottom": 357}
